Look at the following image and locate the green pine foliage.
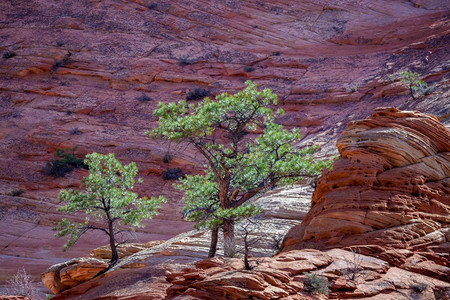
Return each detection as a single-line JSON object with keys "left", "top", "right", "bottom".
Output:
{"left": 150, "top": 80, "right": 333, "bottom": 256}
{"left": 53, "top": 152, "right": 166, "bottom": 265}
{"left": 400, "top": 71, "right": 427, "bottom": 99}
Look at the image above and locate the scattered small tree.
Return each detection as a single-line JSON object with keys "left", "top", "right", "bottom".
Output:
{"left": 400, "top": 71, "right": 428, "bottom": 99}
{"left": 151, "top": 80, "right": 332, "bottom": 257}
{"left": 53, "top": 152, "right": 165, "bottom": 267}
{"left": 240, "top": 218, "right": 260, "bottom": 270}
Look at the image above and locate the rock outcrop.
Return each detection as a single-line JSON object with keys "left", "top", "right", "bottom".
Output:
{"left": 165, "top": 248, "right": 449, "bottom": 299}
{"left": 283, "top": 107, "right": 450, "bottom": 281}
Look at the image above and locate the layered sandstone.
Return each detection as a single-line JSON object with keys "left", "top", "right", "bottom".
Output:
{"left": 283, "top": 107, "right": 450, "bottom": 281}
{"left": 1, "top": 0, "right": 450, "bottom": 296}
{"left": 165, "top": 248, "right": 449, "bottom": 299}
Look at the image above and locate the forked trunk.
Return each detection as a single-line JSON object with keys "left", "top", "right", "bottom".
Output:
{"left": 208, "top": 226, "right": 219, "bottom": 258}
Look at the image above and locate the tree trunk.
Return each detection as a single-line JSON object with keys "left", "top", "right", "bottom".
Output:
{"left": 208, "top": 226, "right": 219, "bottom": 258}
{"left": 108, "top": 221, "right": 119, "bottom": 266}
{"left": 223, "top": 219, "right": 235, "bottom": 257}
{"left": 244, "top": 233, "right": 251, "bottom": 270}
{"left": 410, "top": 86, "right": 416, "bottom": 99}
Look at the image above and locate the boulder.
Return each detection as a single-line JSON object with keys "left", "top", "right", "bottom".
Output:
{"left": 41, "top": 257, "right": 108, "bottom": 295}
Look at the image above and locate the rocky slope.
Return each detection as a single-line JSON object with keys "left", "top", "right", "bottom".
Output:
{"left": 0, "top": 0, "right": 449, "bottom": 296}
{"left": 282, "top": 107, "right": 450, "bottom": 282}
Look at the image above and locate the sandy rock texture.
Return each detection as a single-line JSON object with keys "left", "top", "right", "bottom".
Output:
{"left": 283, "top": 107, "right": 450, "bottom": 281}
{"left": 166, "top": 249, "right": 449, "bottom": 299}
{"left": 0, "top": 0, "right": 449, "bottom": 295}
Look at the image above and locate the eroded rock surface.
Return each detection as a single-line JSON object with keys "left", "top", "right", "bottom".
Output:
{"left": 283, "top": 108, "right": 450, "bottom": 281}
{"left": 165, "top": 249, "right": 449, "bottom": 299}
{"left": 1, "top": 0, "right": 450, "bottom": 296}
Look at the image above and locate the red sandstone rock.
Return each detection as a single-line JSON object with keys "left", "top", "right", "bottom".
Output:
{"left": 283, "top": 107, "right": 450, "bottom": 281}
{"left": 0, "top": 0, "right": 450, "bottom": 296}
{"left": 165, "top": 248, "right": 450, "bottom": 299}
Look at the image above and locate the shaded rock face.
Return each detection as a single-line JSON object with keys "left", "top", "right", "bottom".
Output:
{"left": 283, "top": 108, "right": 450, "bottom": 280}
{"left": 0, "top": 0, "right": 450, "bottom": 294}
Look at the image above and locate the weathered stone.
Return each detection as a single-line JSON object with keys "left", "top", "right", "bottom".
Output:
{"left": 283, "top": 108, "right": 450, "bottom": 280}
{"left": 41, "top": 257, "right": 108, "bottom": 294}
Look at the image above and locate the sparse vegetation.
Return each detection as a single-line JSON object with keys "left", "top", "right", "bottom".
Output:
{"left": 54, "top": 152, "right": 166, "bottom": 267}
{"left": 272, "top": 51, "right": 281, "bottom": 56}
{"left": 186, "top": 88, "right": 210, "bottom": 101}
{"left": 11, "top": 189, "right": 24, "bottom": 197}
{"left": 44, "top": 148, "right": 87, "bottom": 177}
{"left": 303, "top": 272, "right": 329, "bottom": 295}
{"left": 51, "top": 51, "right": 72, "bottom": 72}
{"left": 244, "top": 66, "right": 255, "bottom": 72}
{"left": 400, "top": 71, "right": 428, "bottom": 99}
{"left": 239, "top": 218, "right": 260, "bottom": 270}
{"left": 66, "top": 110, "right": 74, "bottom": 115}
{"left": 147, "top": 2, "right": 158, "bottom": 9}
{"left": 346, "top": 86, "right": 358, "bottom": 93}
{"left": 162, "top": 167, "right": 183, "bottom": 180}
{"left": 178, "top": 56, "right": 192, "bottom": 66}
{"left": 70, "top": 128, "right": 81, "bottom": 135}
{"left": 137, "top": 92, "right": 152, "bottom": 102}
{"left": 56, "top": 41, "right": 64, "bottom": 47}
{"left": 3, "top": 51, "right": 17, "bottom": 59}
{"left": 163, "top": 152, "right": 172, "bottom": 164}
{"left": 5, "top": 267, "right": 40, "bottom": 300}
{"left": 410, "top": 282, "right": 428, "bottom": 293}
{"left": 344, "top": 248, "right": 363, "bottom": 281}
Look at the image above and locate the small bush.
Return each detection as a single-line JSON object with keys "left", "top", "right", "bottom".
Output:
{"left": 244, "top": 66, "right": 255, "bottom": 72}
{"left": 410, "top": 282, "right": 428, "bottom": 293}
{"left": 400, "top": 71, "right": 427, "bottom": 99}
{"left": 3, "top": 51, "right": 16, "bottom": 59}
{"left": 163, "top": 152, "right": 172, "bottom": 164}
{"left": 5, "top": 267, "right": 39, "bottom": 299}
{"left": 137, "top": 92, "right": 152, "bottom": 102}
{"left": 70, "top": 128, "right": 81, "bottom": 135}
{"left": 66, "top": 110, "right": 74, "bottom": 115}
{"left": 11, "top": 189, "right": 25, "bottom": 197}
{"left": 56, "top": 41, "right": 64, "bottom": 47}
{"left": 186, "top": 88, "right": 210, "bottom": 101}
{"left": 346, "top": 86, "right": 358, "bottom": 93}
{"left": 44, "top": 148, "right": 87, "bottom": 178}
{"left": 178, "top": 56, "right": 191, "bottom": 66}
{"left": 148, "top": 3, "right": 157, "bottom": 9}
{"left": 303, "top": 272, "right": 329, "bottom": 295}
{"left": 162, "top": 167, "right": 183, "bottom": 180}
{"left": 272, "top": 51, "right": 281, "bottom": 56}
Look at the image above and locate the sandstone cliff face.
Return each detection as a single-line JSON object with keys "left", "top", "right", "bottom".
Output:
{"left": 1, "top": 0, "right": 450, "bottom": 295}
{"left": 283, "top": 107, "right": 450, "bottom": 281}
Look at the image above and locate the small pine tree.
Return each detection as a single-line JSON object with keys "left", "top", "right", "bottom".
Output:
{"left": 53, "top": 152, "right": 165, "bottom": 267}
{"left": 400, "top": 71, "right": 427, "bottom": 99}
